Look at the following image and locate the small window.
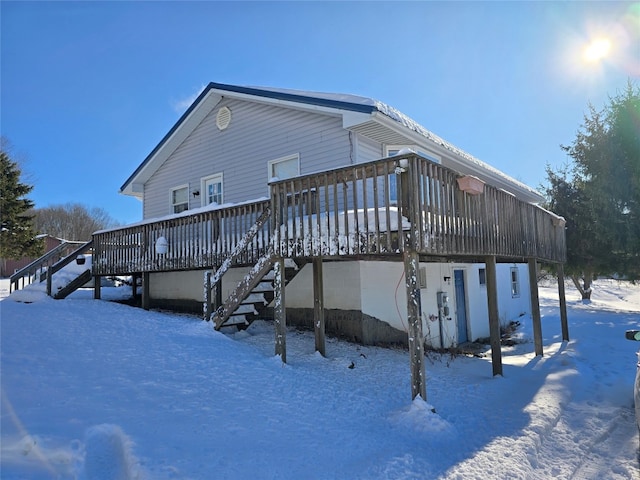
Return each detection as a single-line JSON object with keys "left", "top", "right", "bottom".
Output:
{"left": 268, "top": 154, "right": 300, "bottom": 182}
{"left": 201, "top": 173, "right": 223, "bottom": 207}
{"left": 478, "top": 268, "right": 486, "bottom": 286}
{"left": 386, "top": 145, "right": 441, "bottom": 164}
{"left": 510, "top": 267, "right": 520, "bottom": 297}
{"left": 385, "top": 148, "right": 401, "bottom": 204}
{"left": 171, "top": 185, "right": 189, "bottom": 214}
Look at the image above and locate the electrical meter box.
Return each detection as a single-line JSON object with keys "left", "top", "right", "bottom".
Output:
{"left": 437, "top": 291, "right": 450, "bottom": 317}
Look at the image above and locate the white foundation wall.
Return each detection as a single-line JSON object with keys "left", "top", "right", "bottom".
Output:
{"left": 149, "top": 271, "right": 204, "bottom": 300}
{"left": 496, "top": 263, "right": 531, "bottom": 325}
{"left": 147, "top": 260, "right": 533, "bottom": 350}
{"left": 280, "top": 261, "right": 362, "bottom": 310}
{"left": 359, "top": 262, "right": 461, "bottom": 349}
{"left": 359, "top": 261, "right": 418, "bottom": 332}
{"left": 149, "top": 266, "right": 256, "bottom": 303}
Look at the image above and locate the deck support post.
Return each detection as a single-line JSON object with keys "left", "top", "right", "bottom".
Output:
{"left": 485, "top": 256, "right": 503, "bottom": 376}
{"left": 46, "top": 270, "right": 53, "bottom": 297}
{"left": 404, "top": 249, "right": 427, "bottom": 401}
{"left": 204, "top": 268, "right": 223, "bottom": 321}
{"left": 313, "top": 257, "right": 326, "bottom": 357}
{"left": 204, "top": 271, "right": 212, "bottom": 321}
{"left": 93, "top": 275, "right": 101, "bottom": 300}
{"left": 141, "top": 272, "right": 150, "bottom": 311}
{"left": 274, "top": 256, "right": 287, "bottom": 363}
{"left": 528, "top": 258, "right": 543, "bottom": 356}
{"left": 557, "top": 263, "right": 569, "bottom": 342}
{"left": 132, "top": 274, "right": 139, "bottom": 299}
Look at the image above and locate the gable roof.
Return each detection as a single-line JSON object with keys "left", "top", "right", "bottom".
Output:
{"left": 120, "top": 82, "right": 544, "bottom": 203}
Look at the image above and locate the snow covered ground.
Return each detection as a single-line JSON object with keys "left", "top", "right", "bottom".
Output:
{"left": 1, "top": 277, "right": 639, "bottom": 479}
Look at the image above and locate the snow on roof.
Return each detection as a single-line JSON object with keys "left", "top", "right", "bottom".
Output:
{"left": 121, "top": 82, "right": 543, "bottom": 202}
{"left": 241, "top": 84, "right": 542, "bottom": 201}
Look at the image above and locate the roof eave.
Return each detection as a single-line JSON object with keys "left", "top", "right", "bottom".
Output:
{"left": 369, "top": 112, "right": 545, "bottom": 204}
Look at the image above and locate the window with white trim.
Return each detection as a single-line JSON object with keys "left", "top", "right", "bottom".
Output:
{"left": 171, "top": 185, "right": 189, "bottom": 214}
{"left": 386, "top": 147, "right": 401, "bottom": 204}
{"left": 268, "top": 154, "right": 300, "bottom": 182}
{"left": 510, "top": 267, "right": 520, "bottom": 297}
{"left": 201, "top": 173, "right": 223, "bottom": 207}
{"left": 385, "top": 145, "right": 441, "bottom": 164}
{"left": 385, "top": 145, "right": 442, "bottom": 206}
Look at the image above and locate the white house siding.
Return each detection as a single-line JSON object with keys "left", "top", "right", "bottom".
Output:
{"left": 354, "top": 133, "right": 384, "bottom": 163}
{"left": 143, "top": 98, "right": 354, "bottom": 219}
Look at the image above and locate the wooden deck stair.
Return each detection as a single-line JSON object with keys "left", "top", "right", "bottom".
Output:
{"left": 212, "top": 252, "right": 304, "bottom": 330}
{"left": 9, "top": 240, "right": 86, "bottom": 293}
{"left": 46, "top": 241, "right": 94, "bottom": 299}
{"left": 53, "top": 269, "right": 92, "bottom": 299}
{"left": 201, "top": 206, "right": 305, "bottom": 330}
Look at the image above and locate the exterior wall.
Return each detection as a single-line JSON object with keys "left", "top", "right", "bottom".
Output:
{"left": 149, "top": 266, "right": 254, "bottom": 303}
{"left": 355, "top": 133, "right": 384, "bottom": 163}
{"left": 147, "top": 260, "right": 531, "bottom": 349}
{"left": 496, "top": 263, "right": 531, "bottom": 326}
{"left": 284, "top": 261, "right": 362, "bottom": 310}
{"left": 143, "top": 99, "right": 356, "bottom": 219}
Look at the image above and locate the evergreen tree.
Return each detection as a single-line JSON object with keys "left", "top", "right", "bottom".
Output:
{"left": 0, "top": 150, "right": 43, "bottom": 260}
{"left": 544, "top": 82, "right": 640, "bottom": 299}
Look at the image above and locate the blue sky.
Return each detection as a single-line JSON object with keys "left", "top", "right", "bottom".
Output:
{"left": 2, "top": 1, "right": 638, "bottom": 225}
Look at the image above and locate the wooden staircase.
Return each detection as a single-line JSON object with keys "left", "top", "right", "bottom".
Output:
{"left": 45, "top": 241, "right": 94, "bottom": 299}
{"left": 212, "top": 252, "right": 304, "bottom": 330}
{"left": 53, "top": 269, "right": 93, "bottom": 299}
{"left": 9, "top": 239, "right": 94, "bottom": 299}
{"left": 9, "top": 240, "right": 86, "bottom": 292}
{"left": 202, "top": 207, "right": 305, "bottom": 331}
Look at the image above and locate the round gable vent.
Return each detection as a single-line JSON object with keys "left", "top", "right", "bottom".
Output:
{"left": 216, "top": 106, "right": 232, "bottom": 131}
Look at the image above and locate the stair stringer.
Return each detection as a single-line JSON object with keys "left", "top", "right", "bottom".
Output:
{"left": 53, "top": 269, "right": 92, "bottom": 300}
{"left": 213, "top": 248, "right": 276, "bottom": 330}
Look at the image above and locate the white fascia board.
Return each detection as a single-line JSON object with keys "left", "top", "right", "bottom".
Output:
{"left": 129, "top": 183, "right": 144, "bottom": 199}
{"left": 342, "top": 111, "right": 374, "bottom": 129}
{"left": 370, "top": 112, "right": 545, "bottom": 204}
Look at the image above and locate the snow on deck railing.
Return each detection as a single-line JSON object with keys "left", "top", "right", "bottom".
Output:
{"left": 269, "top": 154, "right": 566, "bottom": 261}
{"left": 92, "top": 199, "right": 271, "bottom": 276}
{"left": 93, "top": 154, "right": 565, "bottom": 276}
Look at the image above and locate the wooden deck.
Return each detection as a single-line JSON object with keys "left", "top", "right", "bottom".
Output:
{"left": 90, "top": 153, "right": 568, "bottom": 401}
{"left": 93, "top": 154, "right": 566, "bottom": 276}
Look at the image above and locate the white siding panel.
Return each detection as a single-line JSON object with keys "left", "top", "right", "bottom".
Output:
{"left": 355, "top": 133, "right": 383, "bottom": 163}
{"left": 144, "top": 99, "right": 352, "bottom": 219}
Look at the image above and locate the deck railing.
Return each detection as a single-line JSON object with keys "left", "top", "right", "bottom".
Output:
{"left": 93, "top": 200, "right": 271, "bottom": 276}
{"left": 92, "top": 155, "right": 565, "bottom": 276}
{"left": 269, "top": 154, "right": 566, "bottom": 263}
{"left": 9, "top": 240, "right": 86, "bottom": 292}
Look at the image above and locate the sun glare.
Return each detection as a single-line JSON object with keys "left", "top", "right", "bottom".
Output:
{"left": 583, "top": 37, "right": 612, "bottom": 63}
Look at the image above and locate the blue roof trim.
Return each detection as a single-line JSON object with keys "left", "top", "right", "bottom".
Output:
{"left": 208, "top": 82, "right": 378, "bottom": 114}
{"left": 120, "top": 82, "right": 378, "bottom": 193}
{"left": 119, "top": 84, "right": 216, "bottom": 193}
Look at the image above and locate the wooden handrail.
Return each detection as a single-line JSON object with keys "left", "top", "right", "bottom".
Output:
{"left": 203, "top": 207, "right": 271, "bottom": 320}
{"left": 46, "top": 240, "right": 94, "bottom": 296}
{"left": 9, "top": 240, "right": 86, "bottom": 293}
{"left": 93, "top": 200, "right": 271, "bottom": 276}
{"left": 91, "top": 154, "right": 566, "bottom": 278}
{"left": 269, "top": 154, "right": 566, "bottom": 263}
